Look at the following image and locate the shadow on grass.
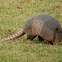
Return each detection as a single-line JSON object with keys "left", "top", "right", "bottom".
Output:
{"left": 29, "top": 38, "right": 62, "bottom": 46}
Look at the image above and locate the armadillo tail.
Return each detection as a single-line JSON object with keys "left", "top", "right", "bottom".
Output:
{"left": 1, "top": 29, "right": 25, "bottom": 41}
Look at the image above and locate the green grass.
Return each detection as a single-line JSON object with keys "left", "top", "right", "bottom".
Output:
{"left": 0, "top": 0, "right": 62, "bottom": 62}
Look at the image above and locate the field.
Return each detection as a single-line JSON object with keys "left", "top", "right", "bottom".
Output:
{"left": 0, "top": 0, "right": 62, "bottom": 62}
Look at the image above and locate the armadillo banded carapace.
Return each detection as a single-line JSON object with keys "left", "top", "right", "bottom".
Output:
{"left": 1, "top": 14, "right": 62, "bottom": 45}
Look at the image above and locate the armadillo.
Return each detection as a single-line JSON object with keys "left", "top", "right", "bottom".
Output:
{"left": 1, "top": 14, "right": 62, "bottom": 45}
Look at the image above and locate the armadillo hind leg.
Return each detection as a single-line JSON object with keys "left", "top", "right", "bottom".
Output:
{"left": 1, "top": 29, "right": 25, "bottom": 41}
{"left": 27, "top": 35, "right": 36, "bottom": 41}
{"left": 38, "top": 36, "right": 44, "bottom": 42}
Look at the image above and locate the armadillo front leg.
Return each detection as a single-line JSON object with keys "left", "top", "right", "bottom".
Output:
{"left": 27, "top": 35, "right": 36, "bottom": 41}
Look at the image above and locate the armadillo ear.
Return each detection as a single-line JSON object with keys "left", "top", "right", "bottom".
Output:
{"left": 56, "top": 27, "right": 58, "bottom": 32}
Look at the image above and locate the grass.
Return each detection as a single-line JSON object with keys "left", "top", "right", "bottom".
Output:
{"left": 0, "top": 0, "right": 62, "bottom": 62}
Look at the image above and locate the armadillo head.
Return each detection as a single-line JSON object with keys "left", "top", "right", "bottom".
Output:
{"left": 55, "top": 28, "right": 62, "bottom": 44}
{"left": 59, "top": 30, "right": 62, "bottom": 40}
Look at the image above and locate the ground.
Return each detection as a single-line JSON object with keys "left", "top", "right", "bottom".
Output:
{"left": 0, "top": 0, "right": 62, "bottom": 62}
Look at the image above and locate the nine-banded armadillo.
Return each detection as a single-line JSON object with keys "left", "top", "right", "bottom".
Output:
{"left": 1, "top": 14, "right": 62, "bottom": 45}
